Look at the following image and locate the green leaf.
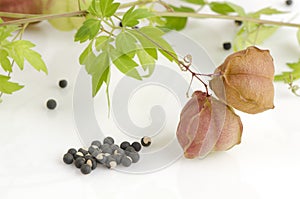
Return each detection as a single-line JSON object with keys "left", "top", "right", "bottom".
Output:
{"left": 111, "top": 49, "right": 142, "bottom": 80}
{"left": 251, "top": 7, "right": 286, "bottom": 18}
{"left": 0, "top": 75, "right": 24, "bottom": 94}
{"left": 137, "top": 48, "right": 155, "bottom": 77}
{"left": 95, "top": 36, "right": 110, "bottom": 51}
{"left": 89, "top": 0, "right": 120, "bottom": 17}
{"left": 122, "top": 7, "right": 154, "bottom": 27}
{"left": 161, "top": 6, "right": 195, "bottom": 31}
{"left": 0, "top": 21, "right": 19, "bottom": 42}
{"left": 115, "top": 31, "right": 137, "bottom": 54}
{"left": 5, "top": 40, "right": 47, "bottom": 74}
{"left": 91, "top": 52, "right": 110, "bottom": 96}
{"left": 209, "top": 2, "right": 235, "bottom": 15}
{"left": 297, "top": 29, "right": 300, "bottom": 46}
{"left": 23, "top": 49, "right": 48, "bottom": 74}
{"left": 274, "top": 59, "right": 300, "bottom": 82}
{"left": 225, "top": 2, "right": 245, "bottom": 16}
{"left": 233, "top": 25, "right": 278, "bottom": 51}
{"left": 100, "top": 0, "right": 120, "bottom": 17}
{"left": 75, "top": 18, "right": 101, "bottom": 43}
{"left": 287, "top": 59, "right": 300, "bottom": 70}
{"left": 129, "top": 26, "right": 177, "bottom": 62}
{"left": 0, "top": 49, "right": 12, "bottom": 72}
{"left": 182, "top": 0, "right": 206, "bottom": 5}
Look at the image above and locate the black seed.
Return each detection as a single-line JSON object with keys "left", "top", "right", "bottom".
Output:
{"left": 285, "top": 0, "right": 293, "bottom": 5}
{"left": 141, "top": 136, "right": 151, "bottom": 147}
{"left": 91, "top": 140, "right": 102, "bottom": 148}
{"left": 78, "top": 148, "right": 89, "bottom": 156}
{"left": 234, "top": 20, "right": 242, "bottom": 26}
{"left": 121, "top": 156, "right": 132, "bottom": 167}
{"left": 75, "top": 157, "right": 86, "bottom": 168}
{"left": 63, "top": 153, "right": 74, "bottom": 164}
{"left": 126, "top": 151, "right": 140, "bottom": 163}
{"left": 86, "top": 158, "right": 97, "bottom": 170}
{"left": 131, "top": 142, "right": 142, "bottom": 152}
{"left": 119, "top": 21, "right": 123, "bottom": 27}
{"left": 120, "top": 141, "right": 130, "bottom": 150}
{"left": 223, "top": 42, "right": 232, "bottom": 50}
{"left": 125, "top": 146, "right": 136, "bottom": 152}
{"left": 103, "top": 136, "right": 114, "bottom": 145}
{"left": 58, "top": 79, "right": 68, "bottom": 88}
{"left": 67, "top": 148, "right": 77, "bottom": 156}
{"left": 80, "top": 164, "right": 92, "bottom": 174}
{"left": 46, "top": 99, "right": 57, "bottom": 110}
{"left": 74, "top": 151, "right": 84, "bottom": 159}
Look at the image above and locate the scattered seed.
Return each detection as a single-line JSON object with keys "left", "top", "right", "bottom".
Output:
{"left": 58, "top": 79, "right": 68, "bottom": 88}
{"left": 121, "top": 156, "right": 132, "bottom": 167}
{"left": 80, "top": 164, "right": 92, "bottom": 174}
{"left": 103, "top": 136, "right": 114, "bottom": 145}
{"left": 285, "top": 0, "right": 293, "bottom": 5}
{"left": 63, "top": 153, "right": 74, "bottom": 164}
{"left": 234, "top": 20, "right": 242, "bottom": 26}
{"left": 75, "top": 157, "right": 86, "bottom": 168}
{"left": 67, "top": 148, "right": 77, "bottom": 156}
{"left": 91, "top": 140, "right": 102, "bottom": 148}
{"left": 131, "top": 142, "right": 142, "bottom": 152}
{"left": 223, "top": 42, "right": 232, "bottom": 50}
{"left": 120, "top": 141, "right": 130, "bottom": 150}
{"left": 46, "top": 99, "right": 57, "bottom": 110}
{"left": 78, "top": 148, "right": 89, "bottom": 156}
{"left": 141, "top": 136, "right": 152, "bottom": 147}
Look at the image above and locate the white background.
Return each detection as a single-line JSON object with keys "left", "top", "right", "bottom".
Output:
{"left": 1, "top": 0, "right": 300, "bottom": 198}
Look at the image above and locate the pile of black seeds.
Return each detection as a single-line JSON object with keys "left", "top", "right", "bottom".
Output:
{"left": 63, "top": 136, "right": 151, "bottom": 175}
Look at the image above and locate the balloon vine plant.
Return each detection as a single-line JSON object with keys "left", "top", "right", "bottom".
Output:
{"left": 0, "top": 0, "right": 299, "bottom": 157}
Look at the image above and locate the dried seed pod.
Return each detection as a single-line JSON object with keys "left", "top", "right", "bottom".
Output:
{"left": 210, "top": 46, "right": 275, "bottom": 114}
{"left": 176, "top": 91, "right": 243, "bottom": 159}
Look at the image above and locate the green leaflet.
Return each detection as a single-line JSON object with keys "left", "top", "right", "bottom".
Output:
{"left": 75, "top": 19, "right": 101, "bottom": 43}
{"left": 110, "top": 48, "right": 142, "bottom": 80}
{"left": 0, "top": 20, "right": 19, "bottom": 42}
{"left": 88, "top": 0, "right": 120, "bottom": 17}
{"left": 0, "top": 75, "right": 24, "bottom": 94}
{"left": 137, "top": 48, "right": 155, "bottom": 77}
{"left": 251, "top": 7, "right": 286, "bottom": 18}
{"left": 115, "top": 32, "right": 137, "bottom": 54}
{"left": 274, "top": 59, "right": 300, "bottom": 82}
{"left": 122, "top": 6, "right": 154, "bottom": 27}
{"left": 161, "top": 6, "right": 195, "bottom": 31}
{"left": 5, "top": 40, "right": 47, "bottom": 74}
{"left": 0, "top": 49, "right": 12, "bottom": 72}
{"left": 209, "top": 2, "right": 234, "bottom": 15}
{"left": 182, "top": 0, "right": 206, "bottom": 5}
{"left": 91, "top": 52, "right": 110, "bottom": 96}
{"left": 129, "top": 26, "right": 177, "bottom": 62}
{"left": 233, "top": 25, "right": 278, "bottom": 51}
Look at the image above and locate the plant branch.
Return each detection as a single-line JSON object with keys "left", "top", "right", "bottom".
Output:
{"left": 154, "top": 12, "right": 300, "bottom": 28}
{"left": 0, "top": 11, "right": 87, "bottom": 27}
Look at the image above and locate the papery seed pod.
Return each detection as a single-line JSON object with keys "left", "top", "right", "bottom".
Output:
{"left": 209, "top": 46, "right": 275, "bottom": 114}
{"left": 0, "top": 0, "right": 44, "bottom": 21}
{"left": 176, "top": 91, "right": 243, "bottom": 159}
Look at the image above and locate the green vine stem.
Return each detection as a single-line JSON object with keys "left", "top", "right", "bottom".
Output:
{"left": 1, "top": 10, "right": 300, "bottom": 28}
